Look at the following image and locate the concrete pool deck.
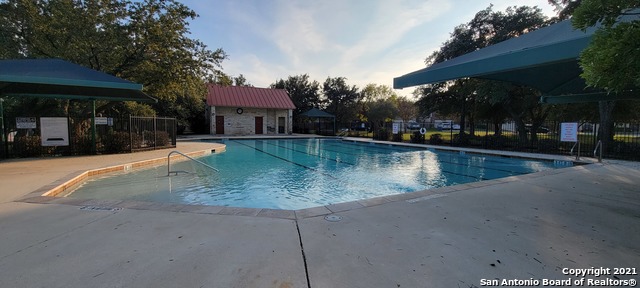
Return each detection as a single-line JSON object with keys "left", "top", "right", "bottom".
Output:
{"left": 1, "top": 140, "right": 639, "bottom": 287}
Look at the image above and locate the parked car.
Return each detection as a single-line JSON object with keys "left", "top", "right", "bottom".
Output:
{"left": 524, "top": 124, "right": 550, "bottom": 134}
{"left": 438, "top": 122, "right": 460, "bottom": 131}
{"left": 407, "top": 122, "right": 421, "bottom": 130}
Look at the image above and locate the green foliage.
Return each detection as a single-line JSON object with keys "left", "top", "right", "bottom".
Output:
{"left": 429, "top": 133, "right": 443, "bottom": 145}
{"left": 572, "top": 0, "right": 640, "bottom": 28}
{"left": 232, "top": 74, "right": 252, "bottom": 87}
{"left": 571, "top": 0, "right": 640, "bottom": 94}
{"left": 579, "top": 22, "right": 640, "bottom": 92}
{"left": 395, "top": 96, "right": 417, "bottom": 126}
{"left": 13, "top": 135, "right": 53, "bottom": 157}
{"left": 426, "top": 5, "right": 548, "bottom": 65}
{"left": 323, "top": 77, "right": 361, "bottom": 126}
{"left": 367, "top": 98, "right": 398, "bottom": 130}
{"left": 373, "top": 128, "right": 391, "bottom": 141}
{"left": 155, "top": 131, "right": 171, "bottom": 147}
{"left": 419, "top": 6, "right": 551, "bottom": 144}
{"left": 271, "top": 74, "right": 321, "bottom": 116}
{"left": 102, "top": 131, "right": 131, "bottom": 153}
{"left": 410, "top": 131, "right": 425, "bottom": 144}
{"left": 123, "top": 102, "right": 157, "bottom": 117}
{"left": 0, "top": 0, "right": 226, "bottom": 129}
{"left": 547, "top": 0, "right": 583, "bottom": 21}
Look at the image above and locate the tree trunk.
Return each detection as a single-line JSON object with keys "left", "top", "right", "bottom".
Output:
{"left": 468, "top": 113, "right": 475, "bottom": 136}
{"left": 493, "top": 121, "right": 502, "bottom": 137}
{"left": 598, "top": 100, "right": 616, "bottom": 154}
{"left": 502, "top": 104, "right": 528, "bottom": 145}
{"left": 459, "top": 96, "right": 466, "bottom": 143}
{"left": 514, "top": 117, "right": 528, "bottom": 146}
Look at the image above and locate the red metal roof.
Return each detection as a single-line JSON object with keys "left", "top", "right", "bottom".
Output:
{"left": 206, "top": 84, "right": 296, "bottom": 109}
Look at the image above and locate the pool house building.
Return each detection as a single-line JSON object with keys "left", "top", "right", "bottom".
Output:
{"left": 206, "top": 85, "right": 295, "bottom": 135}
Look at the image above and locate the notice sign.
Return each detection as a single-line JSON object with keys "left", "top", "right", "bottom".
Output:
{"left": 392, "top": 123, "right": 399, "bottom": 134}
{"left": 40, "top": 117, "right": 69, "bottom": 146}
{"left": 95, "top": 117, "right": 108, "bottom": 125}
{"left": 16, "top": 117, "right": 37, "bottom": 129}
{"left": 560, "top": 122, "right": 578, "bottom": 142}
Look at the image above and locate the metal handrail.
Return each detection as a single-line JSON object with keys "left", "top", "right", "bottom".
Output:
{"left": 167, "top": 150, "right": 218, "bottom": 176}
{"left": 570, "top": 141, "right": 580, "bottom": 160}
{"left": 593, "top": 140, "right": 603, "bottom": 163}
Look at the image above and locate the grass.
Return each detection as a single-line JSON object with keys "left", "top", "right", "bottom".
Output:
{"left": 345, "top": 129, "right": 638, "bottom": 144}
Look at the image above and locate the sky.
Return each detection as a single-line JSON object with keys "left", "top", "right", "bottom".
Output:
{"left": 181, "top": 0, "right": 558, "bottom": 97}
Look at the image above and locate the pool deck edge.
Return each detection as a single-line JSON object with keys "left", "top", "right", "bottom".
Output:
{"left": 1, "top": 139, "right": 639, "bottom": 288}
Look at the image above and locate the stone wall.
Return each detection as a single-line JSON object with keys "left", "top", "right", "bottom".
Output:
{"left": 210, "top": 106, "right": 292, "bottom": 135}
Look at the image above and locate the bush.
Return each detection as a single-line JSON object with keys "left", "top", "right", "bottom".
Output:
{"left": 608, "top": 140, "right": 640, "bottom": 161}
{"left": 392, "top": 133, "right": 403, "bottom": 142}
{"left": 188, "top": 114, "right": 209, "bottom": 134}
{"left": 410, "top": 131, "right": 425, "bottom": 144}
{"left": 102, "top": 131, "right": 131, "bottom": 153}
{"left": 156, "top": 131, "right": 171, "bottom": 147}
{"left": 483, "top": 135, "right": 509, "bottom": 149}
{"left": 13, "top": 135, "right": 52, "bottom": 157}
{"left": 131, "top": 133, "right": 144, "bottom": 149}
{"left": 429, "top": 133, "right": 443, "bottom": 145}
{"left": 143, "top": 130, "right": 155, "bottom": 147}
{"left": 453, "top": 132, "right": 469, "bottom": 146}
{"left": 374, "top": 128, "right": 391, "bottom": 141}
{"left": 72, "top": 134, "right": 93, "bottom": 154}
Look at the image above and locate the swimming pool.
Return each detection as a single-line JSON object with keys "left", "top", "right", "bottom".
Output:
{"left": 68, "top": 138, "right": 570, "bottom": 210}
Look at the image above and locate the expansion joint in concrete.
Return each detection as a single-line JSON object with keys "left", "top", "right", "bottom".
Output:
{"left": 295, "top": 220, "right": 312, "bottom": 288}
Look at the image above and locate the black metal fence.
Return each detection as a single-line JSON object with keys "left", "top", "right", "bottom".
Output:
{"left": 346, "top": 120, "right": 640, "bottom": 161}
{"left": 1, "top": 116, "right": 176, "bottom": 158}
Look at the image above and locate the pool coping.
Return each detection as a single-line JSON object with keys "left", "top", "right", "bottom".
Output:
{"left": 16, "top": 138, "right": 596, "bottom": 221}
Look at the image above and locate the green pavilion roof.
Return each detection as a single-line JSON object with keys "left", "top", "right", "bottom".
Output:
{"left": 0, "top": 59, "right": 156, "bottom": 103}
{"left": 393, "top": 12, "right": 639, "bottom": 103}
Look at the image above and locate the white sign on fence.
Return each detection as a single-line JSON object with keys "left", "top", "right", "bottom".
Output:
{"left": 392, "top": 123, "right": 399, "bottom": 134}
{"left": 560, "top": 122, "right": 578, "bottom": 142}
{"left": 16, "top": 117, "right": 37, "bottom": 129}
{"left": 95, "top": 117, "right": 108, "bottom": 125}
{"left": 40, "top": 117, "right": 69, "bottom": 146}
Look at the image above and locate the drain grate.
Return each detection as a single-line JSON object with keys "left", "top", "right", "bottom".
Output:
{"left": 324, "top": 214, "right": 342, "bottom": 222}
{"left": 79, "top": 206, "right": 122, "bottom": 211}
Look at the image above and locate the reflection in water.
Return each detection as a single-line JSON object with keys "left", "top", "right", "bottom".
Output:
{"left": 69, "top": 139, "right": 560, "bottom": 209}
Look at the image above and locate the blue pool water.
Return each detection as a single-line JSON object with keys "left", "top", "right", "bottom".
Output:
{"left": 69, "top": 139, "right": 570, "bottom": 210}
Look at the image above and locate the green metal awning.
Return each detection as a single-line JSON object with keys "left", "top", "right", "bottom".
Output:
{"left": 393, "top": 13, "right": 639, "bottom": 103}
{"left": 0, "top": 59, "right": 156, "bottom": 102}
{"left": 0, "top": 58, "right": 156, "bottom": 155}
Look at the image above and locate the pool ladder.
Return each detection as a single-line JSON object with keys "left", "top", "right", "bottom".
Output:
{"left": 167, "top": 150, "right": 219, "bottom": 176}
{"left": 593, "top": 140, "right": 603, "bottom": 163}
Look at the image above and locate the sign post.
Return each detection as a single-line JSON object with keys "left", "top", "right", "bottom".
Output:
{"left": 561, "top": 122, "right": 579, "bottom": 160}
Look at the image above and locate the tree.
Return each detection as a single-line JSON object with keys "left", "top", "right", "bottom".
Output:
{"left": 426, "top": 6, "right": 548, "bottom": 66}
{"left": 359, "top": 84, "right": 398, "bottom": 128}
{"left": 571, "top": 0, "right": 640, "bottom": 151}
{"left": 572, "top": 0, "right": 640, "bottom": 94}
{"left": 0, "top": 0, "right": 227, "bottom": 132}
{"left": 420, "top": 5, "right": 550, "bottom": 144}
{"left": 322, "top": 77, "right": 361, "bottom": 128}
{"left": 271, "top": 74, "right": 321, "bottom": 116}
{"left": 395, "top": 96, "right": 417, "bottom": 133}
{"left": 547, "top": 0, "right": 582, "bottom": 20}
{"left": 232, "top": 74, "right": 252, "bottom": 87}
{"left": 368, "top": 98, "right": 398, "bottom": 140}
